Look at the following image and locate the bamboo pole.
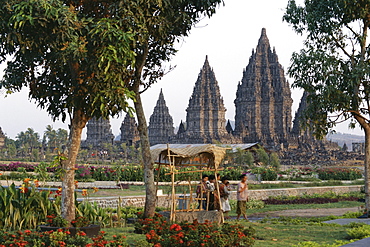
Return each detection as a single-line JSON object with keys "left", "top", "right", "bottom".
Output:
{"left": 214, "top": 165, "right": 224, "bottom": 223}
{"left": 188, "top": 179, "right": 193, "bottom": 212}
{"left": 168, "top": 144, "right": 176, "bottom": 222}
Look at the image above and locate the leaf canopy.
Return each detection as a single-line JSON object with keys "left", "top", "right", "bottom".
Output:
{"left": 0, "top": 0, "right": 136, "bottom": 122}
{"left": 284, "top": 0, "right": 370, "bottom": 137}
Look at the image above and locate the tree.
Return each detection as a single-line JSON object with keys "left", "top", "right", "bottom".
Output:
{"left": 0, "top": 0, "right": 135, "bottom": 223}
{"left": 0, "top": 0, "right": 223, "bottom": 220}
{"left": 255, "top": 146, "right": 269, "bottom": 167}
{"left": 44, "top": 125, "right": 57, "bottom": 152}
{"left": 16, "top": 128, "right": 41, "bottom": 158}
{"left": 269, "top": 153, "right": 281, "bottom": 171}
{"left": 44, "top": 125, "right": 68, "bottom": 152}
{"left": 283, "top": 0, "right": 370, "bottom": 214}
{"left": 123, "top": 0, "right": 223, "bottom": 217}
{"left": 234, "top": 148, "right": 254, "bottom": 167}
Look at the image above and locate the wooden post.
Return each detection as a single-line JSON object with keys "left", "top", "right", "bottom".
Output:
{"left": 169, "top": 144, "right": 176, "bottom": 222}
{"left": 214, "top": 164, "right": 224, "bottom": 223}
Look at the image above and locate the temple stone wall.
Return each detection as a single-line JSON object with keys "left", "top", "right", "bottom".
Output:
{"left": 85, "top": 185, "right": 361, "bottom": 208}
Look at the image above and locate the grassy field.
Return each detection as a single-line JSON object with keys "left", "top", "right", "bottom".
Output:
{"left": 102, "top": 220, "right": 351, "bottom": 247}
{"left": 250, "top": 222, "right": 348, "bottom": 247}
{"left": 98, "top": 200, "right": 363, "bottom": 247}
{"left": 245, "top": 201, "right": 363, "bottom": 215}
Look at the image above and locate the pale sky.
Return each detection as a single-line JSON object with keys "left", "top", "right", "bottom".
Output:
{"left": 0, "top": 0, "right": 364, "bottom": 140}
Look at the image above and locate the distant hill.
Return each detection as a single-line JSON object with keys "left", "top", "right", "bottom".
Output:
{"left": 326, "top": 132, "right": 364, "bottom": 151}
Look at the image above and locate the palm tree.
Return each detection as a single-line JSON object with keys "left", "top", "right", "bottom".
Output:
{"left": 44, "top": 125, "right": 57, "bottom": 152}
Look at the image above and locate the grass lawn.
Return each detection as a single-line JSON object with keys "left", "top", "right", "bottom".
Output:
{"left": 244, "top": 201, "right": 364, "bottom": 215}
{"left": 248, "top": 222, "right": 348, "bottom": 247}
{"left": 102, "top": 220, "right": 350, "bottom": 247}
{"left": 98, "top": 201, "right": 363, "bottom": 246}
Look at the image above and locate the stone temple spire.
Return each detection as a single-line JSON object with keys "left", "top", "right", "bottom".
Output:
{"left": 0, "top": 127, "right": 5, "bottom": 149}
{"left": 176, "top": 56, "right": 230, "bottom": 143}
{"left": 120, "top": 114, "right": 140, "bottom": 147}
{"left": 148, "top": 89, "right": 175, "bottom": 145}
{"left": 292, "top": 91, "right": 308, "bottom": 136}
{"left": 234, "top": 28, "right": 293, "bottom": 148}
{"left": 85, "top": 117, "right": 115, "bottom": 147}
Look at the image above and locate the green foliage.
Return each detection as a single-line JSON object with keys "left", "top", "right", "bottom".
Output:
{"left": 267, "top": 191, "right": 364, "bottom": 201}
{"left": 0, "top": 183, "right": 58, "bottom": 231}
{"left": 317, "top": 167, "right": 363, "bottom": 180}
{"left": 252, "top": 166, "right": 278, "bottom": 181}
{"left": 135, "top": 213, "right": 255, "bottom": 247}
{"left": 229, "top": 199, "right": 265, "bottom": 211}
{"left": 293, "top": 240, "right": 354, "bottom": 247}
{"left": 0, "top": 229, "right": 129, "bottom": 247}
{"left": 283, "top": 0, "right": 370, "bottom": 137}
{"left": 269, "top": 152, "right": 281, "bottom": 170}
{"left": 34, "top": 162, "right": 51, "bottom": 182}
{"left": 233, "top": 148, "right": 254, "bottom": 167}
{"left": 255, "top": 147, "right": 269, "bottom": 166}
{"left": 347, "top": 224, "right": 370, "bottom": 240}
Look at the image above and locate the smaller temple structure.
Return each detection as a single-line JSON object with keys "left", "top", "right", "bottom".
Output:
{"left": 0, "top": 127, "right": 5, "bottom": 149}
{"left": 148, "top": 89, "right": 175, "bottom": 145}
{"left": 120, "top": 114, "right": 140, "bottom": 147}
{"left": 84, "top": 117, "right": 115, "bottom": 148}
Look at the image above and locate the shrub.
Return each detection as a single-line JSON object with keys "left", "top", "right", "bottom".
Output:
{"left": 347, "top": 224, "right": 370, "bottom": 239}
{"left": 135, "top": 213, "right": 255, "bottom": 247}
{"left": 252, "top": 167, "right": 277, "bottom": 181}
{"left": 0, "top": 183, "right": 58, "bottom": 231}
{"left": 263, "top": 192, "right": 362, "bottom": 205}
{"left": 0, "top": 229, "right": 128, "bottom": 247}
{"left": 317, "top": 167, "right": 362, "bottom": 180}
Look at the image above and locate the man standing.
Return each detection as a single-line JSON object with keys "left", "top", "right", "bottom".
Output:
{"left": 196, "top": 174, "right": 209, "bottom": 210}
{"left": 219, "top": 177, "right": 231, "bottom": 219}
{"left": 236, "top": 174, "right": 248, "bottom": 220}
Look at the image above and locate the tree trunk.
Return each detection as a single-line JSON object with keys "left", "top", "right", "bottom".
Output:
{"left": 133, "top": 91, "right": 156, "bottom": 218}
{"left": 365, "top": 129, "right": 370, "bottom": 216}
{"left": 62, "top": 109, "right": 88, "bottom": 223}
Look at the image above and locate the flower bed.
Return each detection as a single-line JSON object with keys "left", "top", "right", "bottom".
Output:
{"left": 0, "top": 229, "right": 128, "bottom": 247}
{"left": 262, "top": 192, "right": 362, "bottom": 205}
{"left": 316, "top": 167, "right": 362, "bottom": 180}
{"left": 135, "top": 213, "right": 255, "bottom": 246}
{"left": 0, "top": 162, "right": 364, "bottom": 182}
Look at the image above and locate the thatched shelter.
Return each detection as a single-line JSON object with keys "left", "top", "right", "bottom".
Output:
{"left": 150, "top": 144, "right": 228, "bottom": 223}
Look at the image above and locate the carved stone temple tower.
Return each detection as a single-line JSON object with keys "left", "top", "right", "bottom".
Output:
{"left": 291, "top": 91, "right": 310, "bottom": 138}
{"left": 234, "top": 28, "right": 293, "bottom": 148}
{"left": 175, "top": 56, "right": 236, "bottom": 143}
{"left": 148, "top": 89, "right": 175, "bottom": 145}
{"left": 120, "top": 114, "right": 140, "bottom": 147}
{"left": 0, "top": 127, "right": 5, "bottom": 149}
{"left": 85, "top": 117, "right": 115, "bottom": 147}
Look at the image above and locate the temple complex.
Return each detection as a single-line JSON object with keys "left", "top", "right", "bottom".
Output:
{"left": 84, "top": 28, "right": 335, "bottom": 152}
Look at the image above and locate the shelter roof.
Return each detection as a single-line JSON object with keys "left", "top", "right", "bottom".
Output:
{"left": 150, "top": 144, "right": 228, "bottom": 167}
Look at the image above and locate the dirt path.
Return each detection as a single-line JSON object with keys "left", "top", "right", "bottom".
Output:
{"left": 249, "top": 207, "right": 361, "bottom": 218}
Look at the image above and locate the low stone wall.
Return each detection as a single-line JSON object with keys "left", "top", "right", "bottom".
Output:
{"left": 86, "top": 185, "right": 361, "bottom": 208}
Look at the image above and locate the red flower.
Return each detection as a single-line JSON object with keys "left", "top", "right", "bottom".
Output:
{"left": 170, "top": 224, "right": 182, "bottom": 231}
